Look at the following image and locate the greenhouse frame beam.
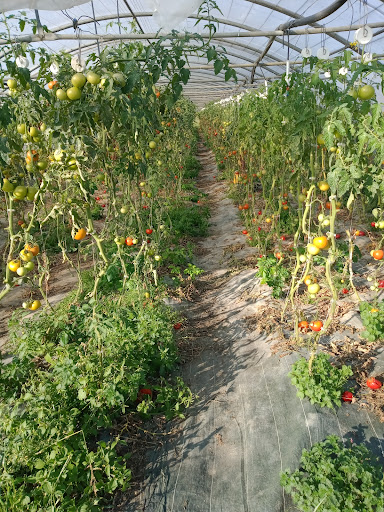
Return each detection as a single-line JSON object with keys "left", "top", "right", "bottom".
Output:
{"left": 3, "top": 21, "right": 384, "bottom": 44}
{"left": 250, "top": 0, "right": 349, "bottom": 83}
{"left": 245, "top": 0, "right": 355, "bottom": 51}
{"left": 45, "top": 12, "right": 301, "bottom": 68}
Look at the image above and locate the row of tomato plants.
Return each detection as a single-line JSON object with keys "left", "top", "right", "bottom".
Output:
{"left": 200, "top": 53, "right": 384, "bottom": 401}
{"left": 199, "top": 53, "right": 384, "bottom": 511}
{"left": 0, "top": 21, "right": 224, "bottom": 510}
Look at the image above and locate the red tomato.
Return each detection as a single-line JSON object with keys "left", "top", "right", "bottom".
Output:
{"left": 243, "top": 204, "right": 249, "bottom": 210}
{"left": 146, "top": 228, "right": 153, "bottom": 235}
{"left": 335, "top": 234, "right": 341, "bottom": 239}
{"left": 137, "top": 388, "right": 153, "bottom": 401}
{"left": 309, "top": 320, "right": 323, "bottom": 332}
{"left": 258, "top": 227, "right": 262, "bottom": 231}
{"left": 342, "top": 288, "right": 349, "bottom": 294}
{"left": 367, "top": 377, "right": 382, "bottom": 390}
{"left": 242, "top": 230, "right": 248, "bottom": 235}
{"left": 125, "top": 237, "right": 133, "bottom": 246}
{"left": 371, "top": 222, "right": 377, "bottom": 227}
{"left": 238, "top": 205, "right": 243, "bottom": 211}
{"left": 258, "top": 211, "right": 262, "bottom": 215}
{"left": 173, "top": 323, "right": 182, "bottom": 330}
{"left": 378, "top": 280, "right": 384, "bottom": 288}
{"left": 342, "top": 391, "right": 353, "bottom": 402}
{"left": 298, "top": 320, "right": 309, "bottom": 331}
{"left": 281, "top": 236, "right": 286, "bottom": 240}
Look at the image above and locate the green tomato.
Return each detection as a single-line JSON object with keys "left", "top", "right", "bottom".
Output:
{"left": 17, "top": 123, "right": 27, "bottom": 134}
{"left": 154, "top": 255, "right": 161, "bottom": 261}
{"left": 29, "top": 126, "right": 39, "bottom": 137}
{"left": 299, "top": 255, "right": 307, "bottom": 263}
{"left": 120, "top": 206, "right": 129, "bottom": 214}
{"left": 307, "top": 243, "right": 320, "bottom": 256}
{"left": 27, "top": 186, "right": 38, "bottom": 201}
{"left": 71, "top": 73, "right": 86, "bottom": 88}
{"left": 114, "top": 236, "right": 125, "bottom": 245}
{"left": 322, "top": 219, "right": 330, "bottom": 227}
{"left": 149, "top": 141, "right": 156, "bottom": 149}
{"left": 56, "top": 89, "right": 68, "bottom": 101}
{"left": 13, "top": 185, "right": 28, "bottom": 199}
{"left": 132, "top": 238, "right": 138, "bottom": 245}
{"left": 16, "top": 266, "right": 28, "bottom": 277}
{"left": 112, "top": 73, "right": 126, "bottom": 87}
{"left": 24, "top": 261, "right": 35, "bottom": 271}
{"left": 318, "top": 214, "right": 325, "bottom": 222}
{"left": 67, "top": 87, "right": 82, "bottom": 101}
{"left": 7, "top": 79, "right": 17, "bottom": 89}
{"left": 2, "top": 179, "right": 14, "bottom": 193}
{"left": 40, "top": 123, "right": 47, "bottom": 132}
{"left": 86, "top": 71, "right": 101, "bottom": 85}
{"left": 358, "top": 85, "right": 375, "bottom": 101}
{"left": 37, "top": 160, "right": 48, "bottom": 171}
{"left": 298, "top": 194, "right": 306, "bottom": 203}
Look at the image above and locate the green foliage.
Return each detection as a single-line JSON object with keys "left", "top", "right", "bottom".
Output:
{"left": 168, "top": 204, "right": 210, "bottom": 237}
{"left": 183, "top": 155, "right": 202, "bottom": 179}
{"left": 360, "top": 301, "right": 384, "bottom": 342}
{"left": 289, "top": 353, "right": 353, "bottom": 408}
{"left": 0, "top": 283, "right": 191, "bottom": 511}
{"left": 281, "top": 435, "right": 384, "bottom": 512}
{"left": 255, "top": 256, "right": 290, "bottom": 298}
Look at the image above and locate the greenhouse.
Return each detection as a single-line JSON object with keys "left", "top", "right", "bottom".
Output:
{"left": 1, "top": 0, "right": 384, "bottom": 510}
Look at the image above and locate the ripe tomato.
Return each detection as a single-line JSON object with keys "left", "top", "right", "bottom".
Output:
{"left": 8, "top": 259, "right": 21, "bottom": 272}
{"left": 309, "top": 320, "right": 323, "bottom": 332}
{"left": 74, "top": 228, "right": 86, "bottom": 241}
{"left": 146, "top": 228, "right": 153, "bottom": 235}
{"left": 342, "top": 288, "right": 349, "bottom": 294}
{"left": 25, "top": 244, "right": 39, "bottom": 256}
{"left": 275, "top": 252, "right": 283, "bottom": 260}
{"left": 48, "top": 80, "right": 58, "bottom": 89}
{"left": 281, "top": 236, "right": 286, "bottom": 241}
{"left": 335, "top": 234, "right": 341, "bottom": 239}
{"left": 304, "top": 275, "right": 317, "bottom": 286}
{"left": 318, "top": 181, "right": 330, "bottom": 191}
{"left": 366, "top": 377, "right": 382, "bottom": 390}
{"left": 342, "top": 391, "right": 353, "bottom": 402}
{"left": 378, "top": 280, "right": 384, "bottom": 288}
{"left": 238, "top": 205, "right": 243, "bottom": 210}
{"left": 242, "top": 230, "right": 248, "bottom": 235}
{"left": 298, "top": 320, "right": 309, "bottom": 331}
{"left": 373, "top": 250, "right": 384, "bottom": 260}
{"left": 29, "top": 300, "right": 41, "bottom": 311}
{"left": 243, "top": 204, "right": 249, "bottom": 210}
{"left": 137, "top": 388, "right": 153, "bottom": 401}
{"left": 371, "top": 222, "right": 377, "bottom": 228}
{"left": 313, "top": 236, "right": 329, "bottom": 249}
{"left": 173, "top": 323, "right": 182, "bottom": 330}
{"left": 125, "top": 237, "right": 134, "bottom": 246}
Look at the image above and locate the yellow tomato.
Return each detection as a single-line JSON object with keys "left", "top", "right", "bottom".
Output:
{"left": 265, "top": 218, "right": 272, "bottom": 223}
{"left": 29, "top": 300, "right": 41, "bottom": 311}
{"left": 307, "top": 244, "right": 320, "bottom": 256}
{"left": 318, "top": 181, "right": 330, "bottom": 192}
{"left": 8, "top": 259, "right": 21, "bottom": 272}
{"left": 19, "top": 249, "right": 34, "bottom": 262}
{"left": 313, "top": 236, "right": 329, "bottom": 250}
{"left": 307, "top": 283, "right": 320, "bottom": 295}
{"left": 74, "top": 228, "right": 86, "bottom": 241}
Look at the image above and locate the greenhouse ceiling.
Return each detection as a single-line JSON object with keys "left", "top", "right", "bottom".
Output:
{"left": 1, "top": 0, "right": 384, "bottom": 106}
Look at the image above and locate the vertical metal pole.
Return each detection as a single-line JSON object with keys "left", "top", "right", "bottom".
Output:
{"left": 34, "top": 9, "right": 44, "bottom": 38}
{"left": 91, "top": 1, "right": 100, "bottom": 56}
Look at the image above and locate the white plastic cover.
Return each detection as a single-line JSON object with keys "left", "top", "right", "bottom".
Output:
{"left": 0, "top": 0, "right": 88, "bottom": 11}
{"left": 148, "top": 0, "right": 202, "bottom": 32}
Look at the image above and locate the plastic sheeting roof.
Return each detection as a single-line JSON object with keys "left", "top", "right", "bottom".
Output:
{"left": 2, "top": 0, "right": 384, "bottom": 106}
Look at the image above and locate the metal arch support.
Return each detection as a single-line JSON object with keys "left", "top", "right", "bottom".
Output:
{"left": 42, "top": 12, "right": 303, "bottom": 65}
{"left": 245, "top": 0, "right": 356, "bottom": 51}
{"left": 249, "top": 0, "right": 349, "bottom": 83}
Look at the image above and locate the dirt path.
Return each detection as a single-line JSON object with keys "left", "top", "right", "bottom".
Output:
{"left": 124, "top": 143, "right": 384, "bottom": 512}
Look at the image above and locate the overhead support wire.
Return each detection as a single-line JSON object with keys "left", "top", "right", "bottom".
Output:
{"left": 250, "top": 0, "right": 349, "bottom": 83}
{"left": 4, "top": 21, "right": 384, "bottom": 45}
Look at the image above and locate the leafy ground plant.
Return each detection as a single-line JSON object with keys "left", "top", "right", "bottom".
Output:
{"left": 360, "top": 301, "right": 384, "bottom": 342}
{"left": 281, "top": 435, "right": 384, "bottom": 512}
{"left": 255, "top": 256, "right": 290, "bottom": 298}
{"left": 289, "top": 353, "right": 353, "bottom": 408}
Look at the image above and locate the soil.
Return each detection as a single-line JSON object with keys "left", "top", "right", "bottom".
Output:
{"left": 116, "top": 143, "right": 384, "bottom": 512}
